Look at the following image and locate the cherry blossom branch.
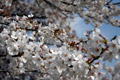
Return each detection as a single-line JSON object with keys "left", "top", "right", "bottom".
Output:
{"left": 90, "top": 48, "right": 105, "bottom": 64}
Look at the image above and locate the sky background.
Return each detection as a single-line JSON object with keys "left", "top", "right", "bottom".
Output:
{"left": 70, "top": 14, "right": 120, "bottom": 40}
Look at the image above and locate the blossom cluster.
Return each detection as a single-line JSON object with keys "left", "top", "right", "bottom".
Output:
{"left": 1, "top": 0, "right": 120, "bottom": 27}
{"left": 0, "top": 15, "right": 120, "bottom": 80}
{"left": 0, "top": 0, "right": 120, "bottom": 80}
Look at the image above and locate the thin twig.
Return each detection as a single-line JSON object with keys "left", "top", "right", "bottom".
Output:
{"left": 106, "top": 0, "right": 113, "bottom": 5}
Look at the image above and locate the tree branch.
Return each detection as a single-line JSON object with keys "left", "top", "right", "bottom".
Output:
{"left": 25, "top": 70, "right": 48, "bottom": 74}
{"left": 112, "top": 2, "right": 120, "bottom": 5}
{"left": 0, "top": 55, "right": 6, "bottom": 57}
{"left": 0, "top": 70, "right": 48, "bottom": 74}
{"left": 61, "top": 1, "right": 77, "bottom": 6}
{"left": 42, "top": 0, "right": 72, "bottom": 14}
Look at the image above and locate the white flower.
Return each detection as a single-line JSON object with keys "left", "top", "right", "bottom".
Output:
{"left": 29, "top": 33, "right": 36, "bottom": 40}
{"left": 7, "top": 43, "right": 19, "bottom": 55}
{"left": 102, "top": 7, "right": 109, "bottom": 14}
{"left": 16, "top": 15, "right": 19, "bottom": 20}
{"left": 1, "top": 28, "right": 10, "bottom": 34}
{"left": 103, "top": 51, "right": 113, "bottom": 62}
{"left": 91, "top": 76, "right": 95, "bottom": 80}
{"left": 24, "top": 42, "right": 35, "bottom": 53}
{"left": 95, "top": 28, "right": 100, "bottom": 34}
{"left": 107, "top": 40, "right": 119, "bottom": 60}
{"left": 9, "top": 21, "right": 18, "bottom": 30}
{"left": 11, "top": 31, "right": 18, "bottom": 39}
{"left": 22, "top": 16, "right": 28, "bottom": 20}
{"left": 114, "top": 62, "right": 120, "bottom": 73}
{"left": 28, "top": 14, "right": 34, "bottom": 18}
{"left": 118, "top": 36, "right": 120, "bottom": 44}
{"left": 21, "top": 49, "right": 30, "bottom": 63}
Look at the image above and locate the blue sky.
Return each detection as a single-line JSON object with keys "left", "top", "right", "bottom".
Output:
{"left": 70, "top": 15, "right": 120, "bottom": 40}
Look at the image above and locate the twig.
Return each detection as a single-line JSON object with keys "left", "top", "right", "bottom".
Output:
{"left": 106, "top": 0, "right": 113, "bottom": 5}
{"left": 89, "top": 48, "right": 105, "bottom": 64}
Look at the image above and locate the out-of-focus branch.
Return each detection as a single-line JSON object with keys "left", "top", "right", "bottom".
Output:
{"left": 0, "top": 55, "right": 6, "bottom": 57}
{"left": 106, "top": 0, "right": 113, "bottom": 5}
{"left": 0, "top": 70, "right": 9, "bottom": 73}
{"left": 0, "top": 22, "right": 9, "bottom": 26}
{"left": 41, "top": 0, "right": 72, "bottom": 16}
{"left": 112, "top": 2, "right": 120, "bottom": 5}
{"left": 0, "top": 14, "right": 47, "bottom": 19}
{"left": 43, "top": 0, "right": 64, "bottom": 11}
{"left": 61, "top": 1, "right": 77, "bottom": 6}
{"left": 36, "top": 0, "right": 41, "bottom": 7}
{"left": 25, "top": 70, "right": 48, "bottom": 74}
{"left": 0, "top": 70, "right": 48, "bottom": 74}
